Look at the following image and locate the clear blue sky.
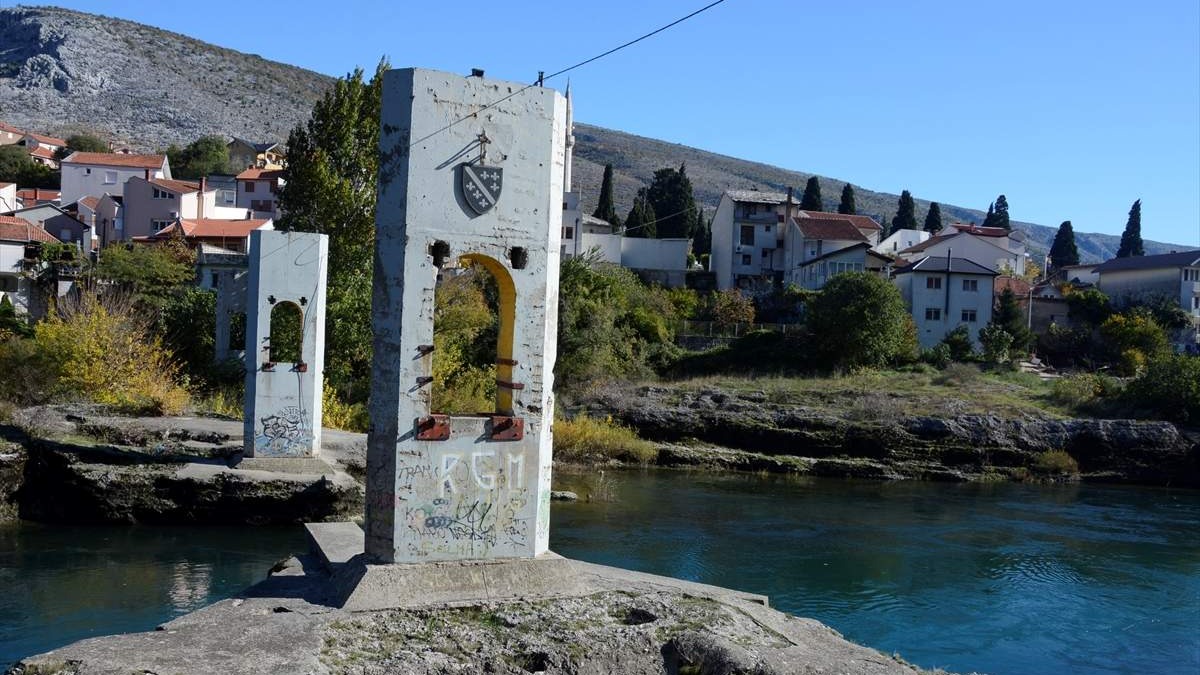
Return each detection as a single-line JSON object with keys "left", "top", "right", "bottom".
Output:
{"left": 43, "top": 0, "right": 1200, "bottom": 246}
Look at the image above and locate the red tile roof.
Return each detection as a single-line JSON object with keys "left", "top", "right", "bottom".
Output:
{"left": 25, "top": 131, "right": 67, "bottom": 147}
{"left": 994, "top": 276, "right": 1032, "bottom": 295}
{"left": 798, "top": 210, "right": 881, "bottom": 230}
{"left": 155, "top": 218, "right": 271, "bottom": 239}
{"left": 0, "top": 215, "right": 58, "bottom": 243}
{"left": 793, "top": 217, "right": 868, "bottom": 242}
{"left": 63, "top": 152, "right": 166, "bottom": 169}
{"left": 149, "top": 178, "right": 201, "bottom": 194}
{"left": 77, "top": 196, "right": 101, "bottom": 210}
{"left": 236, "top": 168, "right": 285, "bottom": 180}
{"left": 28, "top": 146, "right": 55, "bottom": 160}
{"left": 0, "top": 121, "right": 22, "bottom": 135}
{"left": 951, "top": 223, "right": 1011, "bottom": 238}
{"left": 898, "top": 233, "right": 953, "bottom": 255}
{"left": 16, "top": 188, "right": 60, "bottom": 202}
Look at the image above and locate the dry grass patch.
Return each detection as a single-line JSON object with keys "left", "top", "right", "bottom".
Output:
{"left": 554, "top": 415, "right": 657, "bottom": 464}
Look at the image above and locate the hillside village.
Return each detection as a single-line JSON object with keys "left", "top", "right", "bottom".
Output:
{"left": 1, "top": 99, "right": 1198, "bottom": 370}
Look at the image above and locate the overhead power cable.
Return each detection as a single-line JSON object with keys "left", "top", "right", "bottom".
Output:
{"left": 409, "top": 0, "right": 729, "bottom": 148}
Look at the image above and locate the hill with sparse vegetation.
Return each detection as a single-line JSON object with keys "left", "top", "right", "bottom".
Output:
{"left": 0, "top": 5, "right": 1186, "bottom": 260}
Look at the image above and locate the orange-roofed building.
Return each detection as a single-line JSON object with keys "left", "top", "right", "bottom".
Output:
{"left": 60, "top": 151, "right": 171, "bottom": 204}
{"left": 0, "top": 215, "right": 58, "bottom": 315}
{"left": 140, "top": 217, "right": 273, "bottom": 253}
{"left": 235, "top": 167, "right": 285, "bottom": 220}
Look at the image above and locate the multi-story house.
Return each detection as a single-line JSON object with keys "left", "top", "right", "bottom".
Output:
{"left": 875, "top": 228, "right": 931, "bottom": 256}
{"left": 797, "top": 210, "right": 882, "bottom": 245}
{"left": 140, "top": 217, "right": 273, "bottom": 254}
{"left": 897, "top": 224, "right": 1027, "bottom": 276}
{"left": 235, "top": 168, "right": 284, "bottom": 219}
{"left": 59, "top": 152, "right": 171, "bottom": 205}
{"left": 791, "top": 242, "right": 893, "bottom": 290}
{"left": 0, "top": 215, "right": 58, "bottom": 315}
{"left": 1093, "top": 250, "right": 1200, "bottom": 350}
{"left": 120, "top": 176, "right": 251, "bottom": 241}
{"left": 782, "top": 216, "right": 874, "bottom": 289}
{"left": 228, "top": 138, "right": 285, "bottom": 171}
{"left": 711, "top": 189, "right": 796, "bottom": 291}
{"left": 894, "top": 256, "right": 997, "bottom": 348}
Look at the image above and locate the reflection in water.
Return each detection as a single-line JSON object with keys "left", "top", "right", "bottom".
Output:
{"left": 0, "top": 524, "right": 304, "bottom": 664}
{"left": 551, "top": 471, "right": 1200, "bottom": 675}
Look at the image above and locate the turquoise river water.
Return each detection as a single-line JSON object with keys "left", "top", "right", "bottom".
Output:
{"left": 1, "top": 472, "right": 1197, "bottom": 674}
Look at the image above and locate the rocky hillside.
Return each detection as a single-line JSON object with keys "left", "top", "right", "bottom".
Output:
{"left": 0, "top": 5, "right": 1186, "bottom": 260}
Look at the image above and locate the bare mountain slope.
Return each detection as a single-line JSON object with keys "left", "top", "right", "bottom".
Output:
{"left": 0, "top": 5, "right": 1185, "bottom": 261}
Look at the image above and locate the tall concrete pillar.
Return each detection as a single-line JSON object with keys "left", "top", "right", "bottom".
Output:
{"left": 366, "top": 68, "right": 565, "bottom": 563}
{"left": 243, "top": 229, "right": 329, "bottom": 458}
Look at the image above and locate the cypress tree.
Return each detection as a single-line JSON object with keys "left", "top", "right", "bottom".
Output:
{"left": 992, "top": 287, "right": 1033, "bottom": 353}
{"left": 891, "top": 190, "right": 918, "bottom": 232}
{"left": 592, "top": 163, "right": 621, "bottom": 230}
{"left": 1116, "top": 199, "right": 1144, "bottom": 258}
{"left": 800, "top": 176, "right": 823, "bottom": 211}
{"left": 1049, "top": 220, "right": 1080, "bottom": 269}
{"left": 837, "top": 183, "right": 856, "bottom": 215}
{"left": 923, "top": 202, "right": 943, "bottom": 233}
{"left": 624, "top": 188, "right": 656, "bottom": 238}
{"left": 994, "top": 195, "right": 1011, "bottom": 230}
{"left": 646, "top": 163, "right": 695, "bottom": 239}
{"left": 980, "top": 202, "right": 995, "bottom": 227}
{"left": 692, "top": 213, "right": 712, "bottom": 255}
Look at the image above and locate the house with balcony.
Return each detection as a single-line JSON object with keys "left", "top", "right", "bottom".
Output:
{"left": 59, "top": 152, "right": 171, "bottom": 205}
{"left": 121, "top": 176, "right": 250, "bottom": 241}
{"left": 897, "top": 223, "right": 1027, "bottom": 276}
{"left": 0, "top": 215, "right": 58, "bottom": 315}
{"left": 228, "top": 138, "right": 285, "bottom": 171}
{"left": 791, "top": 242, "right": 893, "bottom": 290}
{"left": 894, "top": 256, "right": 998, "bottom": 349}
{"left": 139, "top": 217, "right": 273, "bottom": 253}
{"left": 782, "top": 216, "right": 874, "bottom": 289}
{"left": 235, "top": 168, "right": 284, "bottom": 219}
{"left": 1093, "top": 250, "right": 1200, "bottom": 350}
{"left": 711, "top": 190, "right": 796, "bottom": 291}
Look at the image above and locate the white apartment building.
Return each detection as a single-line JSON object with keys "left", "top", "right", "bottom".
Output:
{"left": 894, "top": 256, "right": 998, "bottom": 349}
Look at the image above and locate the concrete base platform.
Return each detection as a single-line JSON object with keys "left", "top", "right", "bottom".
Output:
{"left": 308, "top": 521, "right": 768, "bottom": 612}
{"left": 233, "top": 456, "right": 338, "bottom": 475}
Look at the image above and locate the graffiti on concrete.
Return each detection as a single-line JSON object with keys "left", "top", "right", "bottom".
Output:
{"left": 255, "top": 406, "right": 314, "bottom": 457}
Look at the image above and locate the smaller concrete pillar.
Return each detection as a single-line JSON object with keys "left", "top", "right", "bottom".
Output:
{"left": 243, "top": 230, "right": 329, "bottom": 458}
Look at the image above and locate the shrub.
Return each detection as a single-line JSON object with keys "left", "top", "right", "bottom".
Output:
{"left": 1050, "top": 373, "right": 1121, "bottom": 409}
{"left": 553, "top": 414, "right": 657, "bottom": 464}
{"left": 22, "top": 293, "right": 191, "bottom": 415}
{"left": 322, "top": 382, "right": 368, "bottom": 431}
{"left": 923, "top": 343, "right": 952, "bottom": 369}
{"left": 1100, "top": 308, "right": 1169, "bottom": 373}
{"left": 979, "top": 323, "right": 1014, "bottom": 364}
{"left": 807, "top": 272, "right": 915, "bottom": 370}
{"left": 1032, "top": 449, "right": 1080, "bottom": 477}
{"left": 1123, "top": 354, "right": 1200, "bottom": 424}
{"left": 711, "top": 289, "right": 755, "bottom": 328}
{"left": 933, "top": 362, "right": 981, "bottom": 386}
{"left": 939, "top": 325, "right": 975, "bottom": 362}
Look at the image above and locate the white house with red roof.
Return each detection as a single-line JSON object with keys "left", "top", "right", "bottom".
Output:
{"left": 59, "top": 152, "right": 171, "bottom": 205}
{"left": 138, "top": 217, "right": 273, "bottom": 253}
{"left": 896, "top": 223, "right": 1027, "bottom": 276}
{"left": 235, "top": 167, "right": 284, "bottom": 219}
{"left": 0, "top": 214, "right": 58, "bottom": 314}
{"left": 798, "top": 210, "right": 882, "bottom": 245}
{"left": 120, "top": 176, "right": 251, "bottom": 242}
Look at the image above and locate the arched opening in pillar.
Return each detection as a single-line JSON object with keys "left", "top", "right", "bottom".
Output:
{"left": 268, "top": 301, "right": 303, "bottom": 364}
{"left": 430, "top": 253, "right": 516, "bottom": 415}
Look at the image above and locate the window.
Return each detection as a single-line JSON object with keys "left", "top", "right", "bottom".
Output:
{"left": 211, "top": 273, "right": 219, "bottom": 288}
{"left": 741, "top": 254, "right": 752, "bottom": 265}
{"left": 926, "top": 277, "right": 942, "bottom": 290}
{"left": 765, "top": 224, "right": 772, "bottom": 233}
{"left": 103, "top": 170, "right": 118, "bottom": 184}
{"left": 829, "top": 261, "right": 863, "bottom": 276}
{"left": 962, "top": 309, "right": 977, "bottom": 322}
{"left": 962, "top": 279, "right": 978, "bottom": 292}
{"left": 220, "top": 190, "right": 236, "bottom": 205}
{"left": 564, "top": 226, "right": 574, "bottom": 240}
{"left": 152, "top": 219, "right": 173, "bottom": 232}
{"left": 925, "top": 308, "right": 942, "bottom": 321}
{"left": 740, "top": 225, "right": 754, "bottom": 245}
{"left": 244, "top": 181, "right": 256, "bottom": 193}
{"left": 1185, "top": 269, "right": 1200, "bottom": 282}
{"left": 1193, "top": 297, "right": 1199, "bottom": 310}
{"left": 251, "top": 199, "right": 273, "bottom": 212}
{"left": 59, "top": 229, "right": 72, "bottom": 241}
{"left": 152, "top": 187, "right": 172, "bottom": 200}
{"left": 85, "top": 168, "right": 92, "bottom": 175}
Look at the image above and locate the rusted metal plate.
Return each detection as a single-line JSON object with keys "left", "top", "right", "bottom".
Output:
{"left": 496, "top": 380, "right": 525, "bottom": 390}
{"left": 415, "top": 415, "right": 451, "bottom": 441}
{"left": 490, "top": 416, "right": 524, "bottom": 441}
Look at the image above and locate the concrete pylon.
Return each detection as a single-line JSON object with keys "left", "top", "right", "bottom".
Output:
{"left": 366, "top": 68, "right": 565, "bottom": 563}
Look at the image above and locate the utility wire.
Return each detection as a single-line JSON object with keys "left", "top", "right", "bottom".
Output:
{"left": 409, "top": 0, "right": 729, "bottom": 148}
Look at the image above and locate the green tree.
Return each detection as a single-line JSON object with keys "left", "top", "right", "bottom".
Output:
{"left": 0, "top": 145, "right": 57, "bottom": 188}
{"left": 278, "top": 60, "right": 387, "bottom": 400}
{"left": 891, "top": 190, "right": 918, "bottom": 232}
{"left": 157, "top": 286, "right": 216, "bottom": 379}
{"left": 1065, "top": 287, "right": 1112, "bottom": 327}
{"left": 1100, "top": 307, "right": 1169, "bottom": 374}
{"left": 807, "top": 271, "right": 917, "bottom": 369}
{"left": 624, "top": 187, "right": 657, "bottom": 238}
{"left": 168, "top": 135, "right": 233, "bottom": 179}
{"left": 1124, "top": 354, "right": 1200, "bottom": 424}
{"left": 1049, "top": 220, "right": 1080, "bottom": 269}
{"left": 837, "top": 183, "right": 856, "bottom": 215}
{"left": 54, "top": 133, "right": 108, "bottom": 160}
{"left": 982, "top": 195, "right": 1011, "bottom": 230}
{"left": 1116, "top": 199, "right": 1144, "bottom": 257}
{"left": 939, "top": 325, "right": 975, "bottom": 361}
{"left": 979, "top": 323, "right": 1014, "bottom": 364}
{"left": 980, "top": 202, "right": 994, "bottom": 227}
{"left": 592, "top": 163, "right": 621, "bottom": 230}
{"left": 992, "top": 287, "right": 1033, "bottom": 354}
{"left": 692, "top": 214, "right": 711, "bottom": 256}
{"left": 799, "top": 176, "right": 823, "bottom": 211}
{"left": 645, "top": 163, "right": 696, "bottom": 239}
{"left": 923, "top": 202, "right": 943, "bottom": 233}
{"left": 94, "top": 241, "right": 195, "bottom": 310}
{"left": 711, "top": 289, "right": 755, "bottom": 329}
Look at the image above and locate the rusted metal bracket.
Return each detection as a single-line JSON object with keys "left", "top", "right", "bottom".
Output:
{"left": 496, "top": 380, "right": 525, "bottom": 391}
{"left": 490, "top": 416, "right": 524, "bottom": 441}
{"left": 416, "top": 415, "right": 451, "bottom": 441}
{"left": 416, "top": 344, "right": 435, "bottom": 356}
{"left": 416, "top": 376, "right": 434, "bottom": 386}
{"left": 293, "top": 362, "right": 308, "bottom": 373}
{"left": 261, "top": 361, "right": 275, "bottom": 372}
{"left": 496, "top": 358, "right": 518, "bottom": 366}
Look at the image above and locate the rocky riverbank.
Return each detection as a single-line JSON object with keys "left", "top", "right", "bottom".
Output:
{"left": 572, "top": 383, "right": 1200, "bottom": 487}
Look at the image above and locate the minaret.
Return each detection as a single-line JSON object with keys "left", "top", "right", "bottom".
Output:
{"left": 563, "top": 81, "right": 574, "bottom": 191}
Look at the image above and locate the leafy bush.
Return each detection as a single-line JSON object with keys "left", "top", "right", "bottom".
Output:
{"left": 0, "top": 293, "right": 189, "bottom": 414}
{"left": 553, "top": 414, "right": 657, "bottom": 464}
{"left": 710, "top": 289, "right": 755, "bottom": 328}
{"left": 431, "top": 268, "right": 497, "bottom": 414}
{"left": 806, "top": 272, "right": 917, "bottom": 370}
{"left": 979, "top": 323, "right": 1014, "bottom": 364}
{"left": 1050, "top": 372, "right": 1122, "bottom": 409}
{"left": 933, "top": 363, "right": 981, "bottom": 386}
{"left": 1032, "top": 449, "right": 1080, "bottom": 477}
{"left": 669, "top": 330, "right": 810, "bottom": 377}
{"left": 1100, "top": 308, "right": 1169, "bottom": 374}
{"left": 322, "top": 382, "right": 368, "bottom": 431}
{"left": 939, "top": 325, "right": 975, "bottom": 362}
{"left": 923, "top": 343, "right": 952, "bottom": 369}
{"left": 1123, "top": 354, "right": 1200, "bottom": 424}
